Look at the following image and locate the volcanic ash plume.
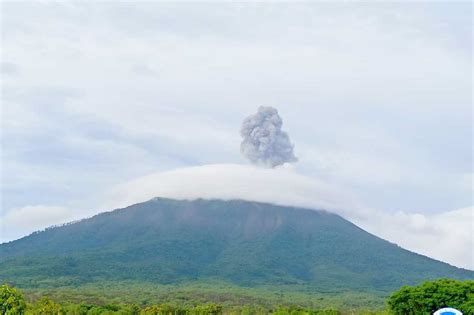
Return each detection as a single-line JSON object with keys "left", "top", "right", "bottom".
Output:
{"left": 240, "top": 106, "right": 297, "bottom": 168}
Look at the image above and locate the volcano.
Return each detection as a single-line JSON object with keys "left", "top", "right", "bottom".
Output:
{"left": 1, "top": 198, "right": 471, "bottom": 292}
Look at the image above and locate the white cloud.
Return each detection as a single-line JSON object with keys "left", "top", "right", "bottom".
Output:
{"left": 0, "top": 205, "right": 76, "bottom": 242}
{"left": 367, "top": 207, "right": 473, "bottom": 270}
{"left": 104, "top": 163, "right": 361, "bottom": 213}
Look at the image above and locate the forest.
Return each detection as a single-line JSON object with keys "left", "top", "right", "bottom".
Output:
{"left": 1, "top": 279, "right": 472, "bottom": 315}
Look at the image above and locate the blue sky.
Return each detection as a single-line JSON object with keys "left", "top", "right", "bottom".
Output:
{"left": 1, "top": 2, "right": 472, "bottom": 268}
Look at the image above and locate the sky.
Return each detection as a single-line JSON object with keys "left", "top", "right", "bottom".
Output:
{"left": 1, "top": 2, "right": 472, "bottom": 269}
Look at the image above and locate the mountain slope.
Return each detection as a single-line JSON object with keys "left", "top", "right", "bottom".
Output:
{"left": 0, "top": 198, "right": 472, "bottom": 291}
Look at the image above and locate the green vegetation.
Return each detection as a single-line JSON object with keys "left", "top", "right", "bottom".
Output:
{"left": 19, "top": 281, "right": 386, "bottom": 312}
{"left": 33, "top": 296, "right": 62, "bottom": 314}
{"left": 1, "top": 199, "right": 471, "bottom": 294}
{"left": 2, "top": 279, "right": 473, "bottom": 314}
{"left": 387, "top": 279, "right": 474, "bottom": 314}
{"left": 1, "top": 199, "right": 473, "bottom": 314}
{"left": 0, "top": 284, "right": 26, "bottom": 314}
{"left": 0, "top": 283, "right": 383, "bottom": 314}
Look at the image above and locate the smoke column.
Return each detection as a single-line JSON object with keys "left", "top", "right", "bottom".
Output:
{"left": 240, "top": 106, "right": 297, "bottom": 168}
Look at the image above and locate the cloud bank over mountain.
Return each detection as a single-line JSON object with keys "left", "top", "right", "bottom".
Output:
{"left": 103, "top": 164, "right": 472, "bottom": 270}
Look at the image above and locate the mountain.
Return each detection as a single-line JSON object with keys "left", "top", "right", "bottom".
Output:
{"left": 0, "top": 198, "right": 472, "bottom": 292}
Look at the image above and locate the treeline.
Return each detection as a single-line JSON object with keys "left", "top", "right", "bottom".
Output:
{"left": 0, "top": 285, "right": 346, "bottom": 315}
{"left": 2, "top": 279, "right": 473, "bottom": 314}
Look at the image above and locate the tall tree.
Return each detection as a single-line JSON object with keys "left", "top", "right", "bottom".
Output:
{"left": 0, "top": 284, "right": 26, "bottom": 315}
{"left": 388, "top": 279, "right": 474, "bottom": 314}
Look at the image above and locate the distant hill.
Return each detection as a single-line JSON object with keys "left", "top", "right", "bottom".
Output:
{"left": 0, "top": 198, "right": 472, "bottom": 292}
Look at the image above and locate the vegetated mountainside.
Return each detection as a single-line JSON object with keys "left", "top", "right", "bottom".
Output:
{"left": 0, "top": 198, "right": 472, "bottom": 292}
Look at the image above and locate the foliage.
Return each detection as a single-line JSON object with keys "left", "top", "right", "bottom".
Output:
{"left": 271, "top": 306, "right": 341, "bottom": 314}
{"left": 0, "top": 283, "right": 27, "bottom": 314}
{"left": 23, "top": 281, "right": 474, "bottom": 315}
{"left": 30, "top": 296, "right": 63, "bottom": 314}
{"left": 387, "top": 278, "right": 474, "bottom": 315}
{"left": 0, "top": 283, "right": 391, "bottom": 314}
{"left": 193, "top": 303, "right": 222, "bottom": 314}
{"left": 19, "top": 280, "right": 387, "bottom": 311}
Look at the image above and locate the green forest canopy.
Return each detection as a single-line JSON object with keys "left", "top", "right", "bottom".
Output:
{"left": 1, "top": 279, "right": 473, "bottom": 314}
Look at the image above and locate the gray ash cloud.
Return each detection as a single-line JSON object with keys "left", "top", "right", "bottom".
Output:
{"left": 240, "top": 106, "right": 297, "bottom": 168}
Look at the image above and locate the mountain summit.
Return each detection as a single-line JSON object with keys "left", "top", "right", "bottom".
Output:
{"left": 1, "top": 198, "right": 471, "bottom": 291}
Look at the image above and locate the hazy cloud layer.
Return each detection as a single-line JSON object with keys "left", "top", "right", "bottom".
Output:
{"left": 0, "top": 205, "right": 76, "bottom": 242}
{"left": 240, "top": 106, "right": 297, "bottom": 167}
